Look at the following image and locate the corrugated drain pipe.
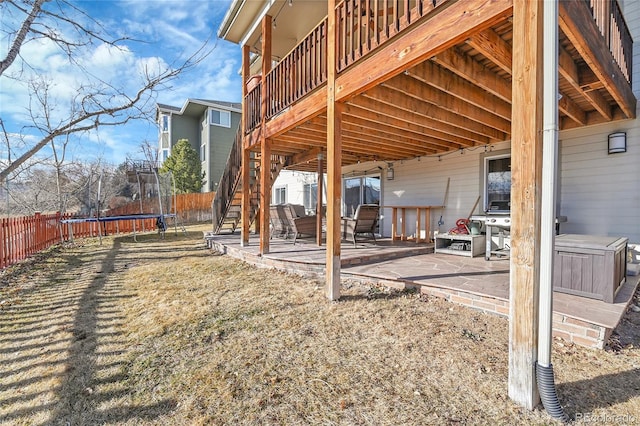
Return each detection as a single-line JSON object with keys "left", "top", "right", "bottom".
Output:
{"left": 538, "top": 0, "right": 567, "bottom": 422}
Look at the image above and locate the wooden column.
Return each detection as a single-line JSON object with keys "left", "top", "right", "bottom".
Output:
{"left": 326, "top": 0, "right": 341, "bottom": 300}
{"left": 316, "top": 153, "right": 324, "bottom": 246}
{"left": 259, "top": 15, "right": 273, "bottom": 255}
{"left": 509, "top": 0, "right": 543, "bottom": 409}
{"left": 241, "top": 44, "right": 251, "bottom": 246}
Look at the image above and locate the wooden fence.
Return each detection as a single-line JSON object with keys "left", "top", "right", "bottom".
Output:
{"left": 0, "top": 192, "right": 215, "bottom": 270}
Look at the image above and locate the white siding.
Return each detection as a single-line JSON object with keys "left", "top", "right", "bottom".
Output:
{"left": 344, "top": 143, "right": 510, "bottom": 238}
{"left": 558, "top": 121, "right": 640, "bottom": 242}
{"left": 273, "top": 170, "right": 323, "bottom": 210}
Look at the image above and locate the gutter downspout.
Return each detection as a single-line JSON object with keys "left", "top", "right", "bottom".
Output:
{"left": 537, "top": 0, "right": 568, "bottom": 421}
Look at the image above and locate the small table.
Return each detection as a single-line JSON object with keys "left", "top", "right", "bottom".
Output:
{"left": 383, "top": 205, "right": 445, "bottom": 243}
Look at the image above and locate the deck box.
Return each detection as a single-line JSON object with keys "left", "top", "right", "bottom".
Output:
{"left": 553, "top": 234, "right": 627, "bottom": 303}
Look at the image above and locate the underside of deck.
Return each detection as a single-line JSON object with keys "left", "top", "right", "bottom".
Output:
{"left": 205, "top": 233, "right": 639, "bottom": 350}
{"left": 244, "top": 0, "right": 634, "bottom": 173}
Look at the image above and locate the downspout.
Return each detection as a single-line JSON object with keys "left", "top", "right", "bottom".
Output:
{"left": 537, "top": 0, "right": 567, "bottom": 421}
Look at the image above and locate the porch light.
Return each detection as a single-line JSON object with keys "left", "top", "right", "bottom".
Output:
{"left": 387, "top": 163, "right": 394, "bottom": 181}
{"left": 608, "top": 132, "right": 626, "bottom": 154}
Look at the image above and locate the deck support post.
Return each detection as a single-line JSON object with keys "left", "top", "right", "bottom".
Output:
{"left": 326, "top": 0, "right": 341, "bottom": 300}
{"left": 316, "top": 153, "right": 324, "bottom": 246}
{"left": 259, "top": 15, "right": 273, "bottom": 255}
{"left": 241, "top": 44, "right": 251, "bottom": 246}
{"left": 509, "top": 0, "right": 543, "bottom": 409}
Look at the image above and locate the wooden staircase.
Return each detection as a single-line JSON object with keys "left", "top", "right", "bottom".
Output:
{"left": 211, "top": 126, "right": 290, "bottom": 234}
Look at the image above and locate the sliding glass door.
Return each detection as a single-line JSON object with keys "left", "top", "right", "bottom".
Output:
{"left": 343, "top": 176, "right": 380, "bottom": 217}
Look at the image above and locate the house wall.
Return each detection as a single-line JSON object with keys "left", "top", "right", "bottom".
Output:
{"left": 272, "top": 170, "right": 326, "bottom": 214}
{"left": 344, "top": 145, "right": 507, "bottom": 239}
{"left": 171, "top": 115, "right": 200, "bottom": 154}
{"left": 207, "top": 111, "right": 241, "bottom": 192}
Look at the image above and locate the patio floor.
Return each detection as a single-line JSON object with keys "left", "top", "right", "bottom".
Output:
{"left": 205, "top": 232, "right": 639, "bottom": 349}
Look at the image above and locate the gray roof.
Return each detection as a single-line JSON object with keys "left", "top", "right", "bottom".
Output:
{"left": 156, "top": 99, "right": 242, "bottom": 117}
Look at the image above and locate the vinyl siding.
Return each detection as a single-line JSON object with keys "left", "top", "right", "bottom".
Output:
{"left": 346, "top": 143, "right": 507, "bottom": 238}
{"left": 208, "top": 111, "right": 241, "bottom": 192}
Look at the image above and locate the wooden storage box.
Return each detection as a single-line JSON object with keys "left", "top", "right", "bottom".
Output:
{"left": 553, "top": 234, "right": 627, "bottom": 303}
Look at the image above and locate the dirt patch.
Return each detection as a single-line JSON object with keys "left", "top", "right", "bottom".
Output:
{"left": 0, "top": 226, "right": 638, "bottom": 425}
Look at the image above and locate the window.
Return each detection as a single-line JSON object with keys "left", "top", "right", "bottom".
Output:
{"left": 201, "top": 142, "right": 206, "bottom": 162}
{"left": 210, "top": 109, "right": 231, "bottom": 127}
{"left": 303, "top": 183, "right": 318, "bottom": 212}
{"left": 162, "top": 150, "right": 169, "bottom": 161}
{"left": 483, "top": 154, "right": 511, "bottom": 212}
{"left": 274, "top": 186, "right": 287, "bottom": 205}
{"left": 343, "top": 176, "right": 380, "bottom": 217}
{"left": 161, "top": 115, "right": 169, "bottom": 132}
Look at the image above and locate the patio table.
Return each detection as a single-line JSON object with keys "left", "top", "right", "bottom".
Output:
{"left": 382, "top": 205, "right": 445, "bottom": 243}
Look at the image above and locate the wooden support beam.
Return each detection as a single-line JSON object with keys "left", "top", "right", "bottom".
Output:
{"left": 384, "top": 74, "right": 511, "bottom": 133}
{"left": 335, "top": 0, "right": 513, "bottom": 102}
{"left": 366, "top": 85, "right": 507, "bottom": 141}
{"left": 291, "top": 147, "right": 322, "bottom": 166}
{"left": 407, "top": 60, "right": 512, "bottom": 121}
{"left": 558, "top": 92, "right": 586, "bottom": 125}
{"left": 559, "top": 45, "right": 611, "bottom": 121}
{"left": 509, "top": 0, "right": 542, "bottom": 409}
{"left": 265, "top": 87, "right": 327, "bottom": 138}
{"left": 259, "top": 15, "right": 272, "bottom": 255}
{"left": 316, "top": 153, "right": 324, "bottom": 246}
{"left": 241, "top": 44, "right": 251, "bottom": 246}
{"left": 466, "top": 28, "right": 513, "bottom": 74}
{"left": 326, "top": 0, "right": 341, "bottom": 301}
{"left": 349, "top": 96, "right": 491, "bottom": 145}
{"left": 343, "top": 103, "right": 486, "bottom": 147}
{"left": 433, "top": 48, "right": 512, "bottom": 103}
{"left": 259, "top": 139, "right": 271, "bottom": 254}
{"left": 559, "top": 0, "right": 636, "bottom": 119}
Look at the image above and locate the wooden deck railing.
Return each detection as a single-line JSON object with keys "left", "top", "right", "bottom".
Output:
{"left": 245, "top": 83, "right": 262, "bottom": 134}
{"left": 336, "top": 0, "right": 449, "bottom": 72}
{"left": 245, "top": 0, "right": 633, "bottom": 134}
{"left": 265, "top": 19, "right": 328, "bottom": 120}
{"left": 212, "top": 125, "right": 244, "bottom": 232}
{"left": 588, "top": 0, "right": 632, "bottom": 83}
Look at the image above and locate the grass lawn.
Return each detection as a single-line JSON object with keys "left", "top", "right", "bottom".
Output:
{"left": 0, "top": 225, "right": 638, "bottom": 425}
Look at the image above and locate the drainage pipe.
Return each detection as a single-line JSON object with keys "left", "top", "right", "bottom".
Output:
{"left": 538, "top": 0, "right": 567, "bottom": 421}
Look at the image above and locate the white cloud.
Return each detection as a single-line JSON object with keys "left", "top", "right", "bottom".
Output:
{"left": 1, "top": 0, "right": 241, "bottom": 167}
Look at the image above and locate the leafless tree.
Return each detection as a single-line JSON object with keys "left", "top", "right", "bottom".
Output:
{"left": 138, "top": 139, "right": 160, "bottom": 166}
{"left": 0, "top": 0, "right": 212, "bottom": 184}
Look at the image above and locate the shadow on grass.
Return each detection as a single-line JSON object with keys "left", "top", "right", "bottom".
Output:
{"left": 0, "top": 237, "right": 176, "bottom": 424}
{"left": 557, "top": 368, "right": 640, "bottom": 421}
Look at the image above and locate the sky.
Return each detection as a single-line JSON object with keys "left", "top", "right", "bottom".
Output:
{"left": 0, "top": 0, "right": 242, "bottom": 169}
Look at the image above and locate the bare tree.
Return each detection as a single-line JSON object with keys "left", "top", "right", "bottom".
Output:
{"left": 0, "top": 0, "right": 212, "bottom": 184}
{"left": 138, "top": 139, "right": 160, "bottom": 166}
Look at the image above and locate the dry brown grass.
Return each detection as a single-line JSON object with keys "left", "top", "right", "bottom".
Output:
{"left": 0, "top": 225, "right": 639, "bottom": 425}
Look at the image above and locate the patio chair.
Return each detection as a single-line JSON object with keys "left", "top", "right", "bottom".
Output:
{"left": 342, "top": 204, "right": 379, "bottom": 247}
{"left": 282, "top": 204, "right": 317, "bottom": 244}
{"left": 270, "top": 205, "right": 290, "bottom": 238}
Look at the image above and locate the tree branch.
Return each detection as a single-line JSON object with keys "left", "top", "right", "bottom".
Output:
{"left": 0, "top": 0, "right": 48, "bottom": 76}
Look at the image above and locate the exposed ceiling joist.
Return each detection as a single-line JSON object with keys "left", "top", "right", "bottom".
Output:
{"left": 432, "top": 48, "right": 512, "bottom": 102}
{"left": 407, "top": 60, "right": 511, "bottom": 121}
{"left": 466, "top": 28, "right": 513, "bottom": 74}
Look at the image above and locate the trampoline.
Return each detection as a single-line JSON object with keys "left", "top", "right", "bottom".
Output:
{"left": 61, "top": 164, "right": 185, "bottom": 244}
{"left": 61, "top": 213, "right": 178, "bottom": 242}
